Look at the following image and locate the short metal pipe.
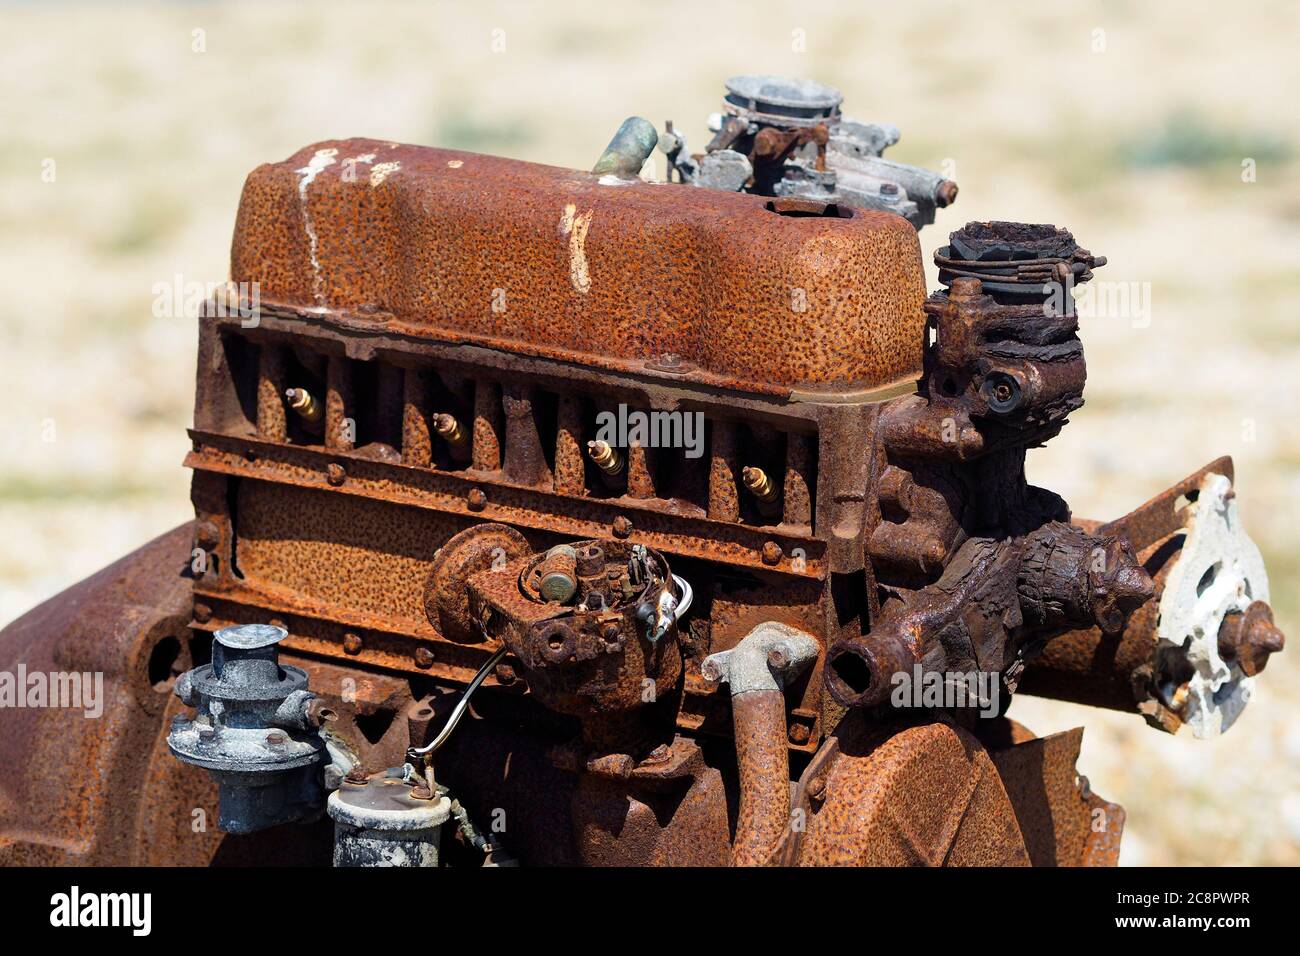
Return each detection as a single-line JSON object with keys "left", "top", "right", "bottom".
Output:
{"left": 591, "top": 116, "right": 659, "bottom": 178}
{"left": 702, "top": 622, "right": 819, "bottom": 866}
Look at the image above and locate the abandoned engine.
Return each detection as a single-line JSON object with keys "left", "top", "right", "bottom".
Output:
{"left": 0, "top": 76, "right": 1283, "bottom": 867}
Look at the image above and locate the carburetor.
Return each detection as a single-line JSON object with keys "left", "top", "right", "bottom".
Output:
{"left": 657, "top": 74, "right": 958, "bottom": 227}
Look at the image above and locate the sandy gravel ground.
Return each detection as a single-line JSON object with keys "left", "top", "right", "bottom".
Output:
{"left": 2, "top": 0, "right": 1297, "bottom": 864}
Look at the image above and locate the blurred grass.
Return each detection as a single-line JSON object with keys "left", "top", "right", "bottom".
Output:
{"left": 1119, "top": 110, "right": 1290, "bottom": 170}
{"left": 1, "top": 0, "right": 1298, "bottom": 865}
{"left": 430, "top": 113, "right": 539, "bottom": 153}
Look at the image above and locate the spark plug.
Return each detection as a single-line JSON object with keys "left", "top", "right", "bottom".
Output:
{"left": 742, "top": 465, "right": 779, "bottom": 503}
{"left": 587, "top": 439, "right": 625, "bottom": 475}
{"left": 433, "top": 413, "right": 469, "bottom": 449}
{"left": 285, "top": 387, "right": 323, "bottom": 424}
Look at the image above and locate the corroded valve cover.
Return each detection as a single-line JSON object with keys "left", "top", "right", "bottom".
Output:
{"left": 232, "top": 140, "right": 927, "bottom": 395}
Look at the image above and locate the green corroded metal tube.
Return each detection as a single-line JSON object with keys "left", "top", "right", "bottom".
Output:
{"left": 592, "top": 116, "right": 659, "bottom": 178}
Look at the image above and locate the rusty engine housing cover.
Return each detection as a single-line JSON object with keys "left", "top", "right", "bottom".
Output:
{"left": 232, "top": 139, "right": 928, "bottom": 395}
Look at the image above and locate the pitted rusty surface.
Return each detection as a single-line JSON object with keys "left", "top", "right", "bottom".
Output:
{"left": 232, "top": 139, "right": 928, "bottom": 395}
{"left": 730, "top": 690, "right": 793, "bottom": 866}
{"left": 0, "top": 524, "right": 202, "bottom": 864}
{"left": 186, "top": 432, "right": 827, "bottom": 579}
{"left": 789, "top": 715, "right": 1031, "bottom": 866}
{"left": 985, "top": 727, "right": 1121, "bottom": 866}
{"left": 1080, "top": 788, "right": 1126, "bottom": 867}
{"left": 566, "top": 736, "right": 733, "bottom": 866}
{"left": 424, "top": 523, "right": 532, "bottom": 643}
{"left": 236, "top": 480, "right": 479, "bottom": 627}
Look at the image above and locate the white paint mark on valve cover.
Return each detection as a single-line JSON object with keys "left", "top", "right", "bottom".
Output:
{"left": 558, "top": 203, "right": 593, "bottom": 295}
{"left": 369, "top": 161, "right": 401, "bottom": 187}
{"left": 295, "top": 148, "right": 338, "bottom": 306}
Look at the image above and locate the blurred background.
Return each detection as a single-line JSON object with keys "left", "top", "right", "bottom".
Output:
{"left": 1, "top": 0, "right": 1297, "bottom": 864}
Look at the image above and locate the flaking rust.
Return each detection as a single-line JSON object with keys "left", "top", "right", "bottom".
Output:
{"left": 0, "top": 77, "right": 1283, "bottom": 867}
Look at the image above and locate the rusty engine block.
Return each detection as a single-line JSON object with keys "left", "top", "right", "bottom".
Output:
{"left": 0, "top": 77, "right": 1283, "bottom": 868}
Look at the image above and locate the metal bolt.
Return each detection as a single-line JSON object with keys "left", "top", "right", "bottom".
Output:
{"left": 467, "top": 488, "right": 487, "bottom": 512}
{"left": 612, "top": 515, "right": 633, "bottom": 538}
{"left": 343, "top": 632, "right": 363, "bottom": 655}
{"left": 193, "top": 602, "right": 212, "bottom": 624}
{"left": 641, "top": 743, "right": 672, "bottom": 766}
{"left": 414, "top": 647, "right": 434, "bottom": 669}
{"left": 761, "top": 541, "right": 782, "bottom": 566}
{"left": 266, "top": 731, "right": 287, "bottom": 747}
{"left": 195, "top": 520, "right": 220, "bottom": 550}
{"left": 326, "top": 462, "right": 346, "bottom": 486}
{"left": 788, "top": 723, "right": 811, "bottom": 745}
{"left": 806, "top": 774, "right": 827, "bottom": 801}
{"left": 1219, "top": 601, "right": 1285, "bottom": 676}
{"left": 767, "top": 644, "right": 791, "bottom": 670}
{"left": 345, "top": 767, "right": 368, "bottom": 785}
{"left": 493, "top": 662, "right": 518, "bottom": 686}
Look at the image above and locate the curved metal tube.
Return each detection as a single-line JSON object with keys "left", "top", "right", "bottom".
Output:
{"left": 702, "top": 622, "right": 820, "bottom": 866}
{"left": 671, "top": 573, "right": 693, "bottom": 621}
{"left": 406, "top": 645, "right": 507, "bottom": 761}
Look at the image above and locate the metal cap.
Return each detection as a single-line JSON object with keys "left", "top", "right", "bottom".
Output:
{"left": 215, "top": 623, "right": 288, "bottom": 650}
{"left": 724, "top": 75, "right": 843, "bottom": 126}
